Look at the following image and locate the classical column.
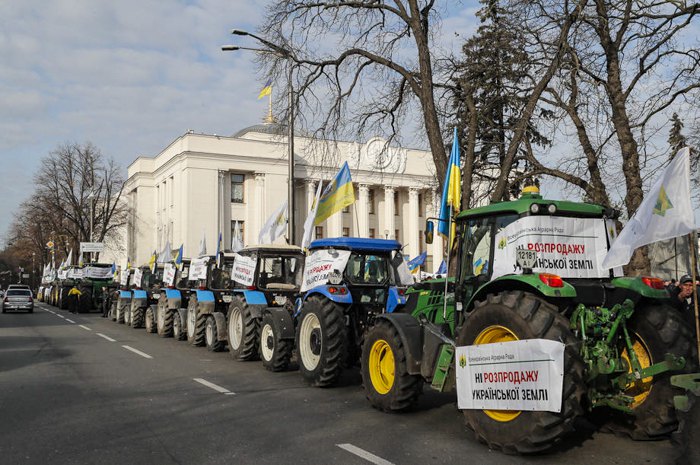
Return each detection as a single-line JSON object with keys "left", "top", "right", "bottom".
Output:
{"left": 384, "top": 186, "right": 395, "bottom": 239}
{"left": 254, "top": 173, "right": 265, "bottom": 240}
{"left": 305, "top": 179, "right": 318, "bottom": 211}
{"left": 408, "top": 187, "right": 420, "bottom": 257}
{"left": 357, "top": 184, "right": 370, "bottom": 238}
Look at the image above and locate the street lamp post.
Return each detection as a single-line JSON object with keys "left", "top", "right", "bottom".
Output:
{"left": 222, "top": 30, "right": 296, "bottom": 245}
{"left": 88, "top": 191, "right": 96, "bottom": 263}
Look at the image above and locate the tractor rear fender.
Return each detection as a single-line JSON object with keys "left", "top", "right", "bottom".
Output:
{"left": 212, "top": 311, "right": 227, "bottom": 341}
{"left": 611, "top": 276, "right": 669, "bottom": 299}
{"left": 303, "top": 287, "right": 353, "bottom": 305}
{"left": 196, "top": 300, "right": 216, "bottom": 316}
{"left": 466, "top": 274, "right": 575, "bottom": 311}
{"left": 264, "top": 307, "right": 296, "bottom": 340}
{"left": 374, "top": 313, "right": 424, "bottom": 376}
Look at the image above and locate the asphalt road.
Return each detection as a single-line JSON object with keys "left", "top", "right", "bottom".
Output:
{"left": 0, "top": 302, "right": 693, "bottom": 465}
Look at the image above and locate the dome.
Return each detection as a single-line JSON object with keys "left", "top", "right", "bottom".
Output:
{"left": 232, "top": 122, "right": 288, "bottom": 138}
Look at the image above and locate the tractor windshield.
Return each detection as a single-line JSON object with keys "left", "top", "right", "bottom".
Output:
{"left": 257, "top": 255, "right": 303, "bottom": 290}
{"left": 210, "top": 263, "right": 233, "bottom": 290}
{"left": 458, "top": 215, "right": 518, "bottom": 282}
{"left": 345, "top": 253, "right": 390, "bottom": 285}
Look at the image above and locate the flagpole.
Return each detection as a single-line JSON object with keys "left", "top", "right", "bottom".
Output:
{"left": 689, "top": 232, "right": 700, "bottom": 365}
{"left": 443, "top": 206, "right": 452, "bottom": 320}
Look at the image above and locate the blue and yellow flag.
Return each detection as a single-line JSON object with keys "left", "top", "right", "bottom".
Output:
{"left": 407, "top": 251, "right": 428, "bottom": 274}
{"left": 257, "top": 79, "right": 272, "bottom": 99}
{"left": 438, "top": 128, "right": 462, "bottom": 238}
{"left": 175, "top": 244, "right": 183, "bottom": 266}
{"left": 149, "top": 250, "right": 157, "bottom": 272}
{"left": 314, "top": 161, "right": 355, "bottom": 225}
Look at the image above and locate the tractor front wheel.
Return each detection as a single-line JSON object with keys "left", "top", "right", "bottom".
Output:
{"left": 361, "top": 320, "right": 422, "bottom": 411}
{"left": 205, "top": 316, "right": 225, "bottom": 352}
{"left": 296, "top": 296, "right": 347, "bottom": 387}
{"left": 145, "top": 307, "right": 156, "bottom": 333}
{"left": 173, "top": 310, "right": 186, "bottom": 341}
{"left": 458, "top": 291, "right": 585, "bottom": 454}
{"left": 259, "top": 313, "right": 293, "bottom": 372}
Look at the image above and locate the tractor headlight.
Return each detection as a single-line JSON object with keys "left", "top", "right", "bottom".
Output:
{"left": 547, "top": 204, "right": 557, "bottom": 214}
{"left": 530, "top": 203, "right": 540, "bottom": 214}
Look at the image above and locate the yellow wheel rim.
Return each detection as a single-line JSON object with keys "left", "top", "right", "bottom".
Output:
{"left": 621, "top": 336, "right": 653, "bottom": 408}
{"left": 474, "top": 325, "right": 522, "bottom": 422}
{"left": 369, "top": 339, "right": 395, "bottom": 395}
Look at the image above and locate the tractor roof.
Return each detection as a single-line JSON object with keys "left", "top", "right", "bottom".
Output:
{"left": 309, "top": 237, "right": 402, "bottom": 252}
{"left": 237, "top": 244, "right": 303, "bottom": 254}
{"left": 456, "top": 193, "right": 610, "bottom": 220}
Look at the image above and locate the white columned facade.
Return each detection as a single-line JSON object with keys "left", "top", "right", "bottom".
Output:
{"left": 254, "top": 173, "right": 265, "bottom": 241}
{"left": 408, "top": 187, "right": 420, "bottom": 258}
{"left": 357, "top": 184, "right": 370, "bottom": 238}
{"left": 384, "top": 186, "right": 395, "bottom": 239}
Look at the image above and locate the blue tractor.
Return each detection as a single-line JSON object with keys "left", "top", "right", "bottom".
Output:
{"left": 151, "top": 259, "right": 192, "bottom": 339}
{"left": 224, "top": 245, "right": 305, "bottom": 368}
{"left": 296, "top": 238, "right": 414, "bottom": 387}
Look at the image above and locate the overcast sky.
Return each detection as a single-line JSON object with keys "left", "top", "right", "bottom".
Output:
{"left": 0, "top": 1, "right": 477, "bottom": 242}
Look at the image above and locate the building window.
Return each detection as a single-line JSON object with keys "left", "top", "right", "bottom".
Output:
{"left": 170, "top": 176, "right": 174, "bottom": 207}
{"left": 315, "top": 226, "right": 324, "bottom": 239}
{"left": 394, "top": 191, "right": 399, "bottom": 215}
{"left": 231, "top": 220, "right": 245, "bottom": 246}
{"left": 369, "top": 228, "right": 375, "bottom": 238}
{"left": 231, "top": 173, "right": 245, "bottom": 203}
{"left": 342, "top": 227, "right": 350, "bottom": 237}
{"left": 418, "top": 193, "right": 424, "bottom": 217}
{"left": 395, "top": 229, "right": 400, "bottom": 242}
{"left": 368, "top": 190, "right": 375, "bottom": 214}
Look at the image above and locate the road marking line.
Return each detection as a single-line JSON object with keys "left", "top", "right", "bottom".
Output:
{"left": 97, "top": 333, "right": 116, "bottom": 342}
{"left": 193, "top": 378, "right": 235, "bottom": 395}
{"left": 79, "top": 325, "right": 92, "bottom": 331}
{"left": 65, "top": 318, "right": 76, "bottom": 323}
{"left": 56, "top": 314, "right": 65, "bottom": 319}
{"left": 336, "top": 444, "right": 395, "bottom": 465}
{"left": 122, "top": 345, "right": 153, "bottom": 359}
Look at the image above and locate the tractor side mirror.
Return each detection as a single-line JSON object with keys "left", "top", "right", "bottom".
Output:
{"left": 425, "top": 220, "right": 434, "bottom": 244}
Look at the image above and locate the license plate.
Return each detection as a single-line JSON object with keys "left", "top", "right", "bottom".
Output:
{"left": 222, "top": 295, "right": 232, "bottom": 303}
{"left": 152, "top": 293, "right": 161, "bottom": 299}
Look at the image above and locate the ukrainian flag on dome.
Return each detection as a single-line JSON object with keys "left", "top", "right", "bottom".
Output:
{"left": 438, "top": 128, "right": 462, "bottom": 238}
{"left": 314, "top": 161, "right": 355, "bottom": 225}
{"left": 258, "top": 79, "right": 272, "bottom": 99}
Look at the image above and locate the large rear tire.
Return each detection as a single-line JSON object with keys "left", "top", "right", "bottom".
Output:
{"left": 227, "top": 297, "right": 259, "bottom": 361}
{"left": 205, "top": 316, "right": 225, "bottom": 352}
{"left": 361, "top": 320, "right": 423, "bottom": 411}
{"left": 609, "top": 303, "right": 696, "bottom": 440}
{"left": 260, "top": 313, "right": 293, "bottom": 372}
{"left": 116, "top": 300, "right": 127, "bottom": 324}
{"left": 131, "top": 307, "right": 145, "bottom": 329}
{"left": 459, "top": 291, "right": 585, "bottom": 455}
{"left": 296, "top": 296, "right": 347, "bottom": 387}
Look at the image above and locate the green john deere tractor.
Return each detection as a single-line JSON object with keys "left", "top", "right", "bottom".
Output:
{"left": 361, "top": 187, "right": 700, "bottom": 454}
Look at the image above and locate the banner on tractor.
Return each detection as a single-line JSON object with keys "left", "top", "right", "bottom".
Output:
{"left": 163, "top": 263, "right": 176, "bottom": 286}
{"left": 120, "top": 270, "right": 129, "bottom": 286}
{"left": 84, "top": 266, "right": 113, "bottom": 279}
{"left": 300, "top": 249, "right": 352, "bottom": 292}
{"left": 67, "top": 267, "right": 84, "bottom": 279}
{"left": 132, "top": 268, "right": 143, "bottom": 287}
{"left": 491, "top": 216, "right": 615, "bottom": 279}
{"left": 232, "top": 253, "right": 257, "bottom": 287}
{"left": 188, "top": 257, "right": 209, "bottom": 281}
{"left": 456, "top": 339, "right": 565, "bottom": 412}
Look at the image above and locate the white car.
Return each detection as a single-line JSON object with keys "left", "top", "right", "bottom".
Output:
{"left": 2, "top": 289, "right": 34, "bottom": 313}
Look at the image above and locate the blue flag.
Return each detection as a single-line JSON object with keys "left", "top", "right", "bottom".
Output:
{"left": 407, "top": 252, "right": 428, "bottom": 273}
{"left": 436, "top": 260, "right": 447, "bottom": 275}
{"left": 175, "top": 244, "right": 183, "bottom": 266}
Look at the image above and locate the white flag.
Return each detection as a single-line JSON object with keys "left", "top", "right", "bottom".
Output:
{"left": 158, "top": 239, "right": 172, "bottom": 263}
{"left": 199, "top": 230, "right": 207, "bottom": 257}
{"left": 602, "top": 147, "right": 697, "bottom": 269}
{"left": 231, "top": 221, "right": 244, "bottom": 252}
{"left": 301, "top": 181, "right": 323, "bottom": 250}
{"left": 65, "top": 249, "right": 73, "bottom": 267}
{"left": 259, "top": 200, "right": 288, "bottom": 244}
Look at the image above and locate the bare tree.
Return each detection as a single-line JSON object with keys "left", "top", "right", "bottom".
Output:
{"left": 7, "top": 142, "right": 128, "bottom": 266}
